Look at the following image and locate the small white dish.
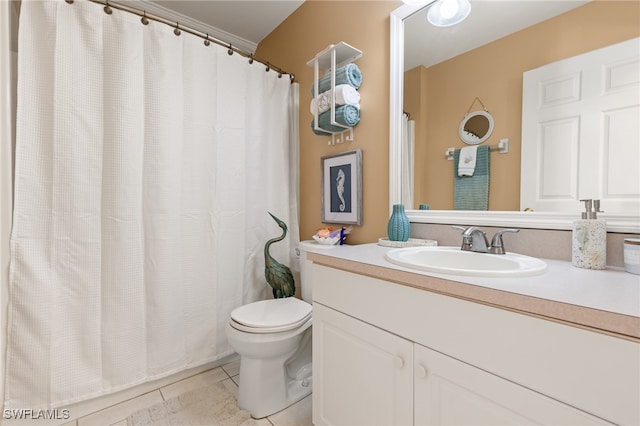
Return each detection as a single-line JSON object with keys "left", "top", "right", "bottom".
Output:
{"left": 378, "top": 237, "right": 437, "bottom": 248}
{"left": 313, "top": 235, "right": 340, "bottom": 245}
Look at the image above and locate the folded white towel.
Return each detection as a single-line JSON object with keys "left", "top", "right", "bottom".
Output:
{"left": 310, "top": 84, "right": 361, "bottom": 115}
{"left": 458, "top": 146, "right": 478, "bottom": 176}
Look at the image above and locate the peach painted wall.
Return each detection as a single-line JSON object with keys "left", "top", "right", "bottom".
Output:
{"left": 256, "top": 1, "right": 399, "bottom": 245}
{"left": 406, "top": 1, "right": 640, "bottom": 211}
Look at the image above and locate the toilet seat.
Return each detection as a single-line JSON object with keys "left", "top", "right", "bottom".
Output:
{"left": 230, "top": 298, "right": 312, "bottom": 334}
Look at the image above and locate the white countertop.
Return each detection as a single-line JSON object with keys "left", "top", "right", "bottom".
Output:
{"left": 308, "top": 243, "right": 640, "bottom": 339}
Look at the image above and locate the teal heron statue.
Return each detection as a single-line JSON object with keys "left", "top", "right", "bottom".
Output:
{"left": 264, "top": 212, "right": 295, "bottom": 298}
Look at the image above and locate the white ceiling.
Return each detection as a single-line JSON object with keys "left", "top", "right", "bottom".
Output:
{"left": 404, "top": 0, "right": 589, "bottom": 70}
{"left": 137, "top": 0, "right": 305, "bottom": 52}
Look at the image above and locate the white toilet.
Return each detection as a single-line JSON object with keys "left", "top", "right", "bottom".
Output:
{"left": 225, "top": 240, "right": 333, "bottom": 418}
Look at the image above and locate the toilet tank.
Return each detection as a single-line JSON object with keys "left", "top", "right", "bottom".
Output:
{"left": 298, "top": 240, "right": 337, "bottom": 303}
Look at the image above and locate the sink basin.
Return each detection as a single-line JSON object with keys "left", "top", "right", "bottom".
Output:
{"left": 385, "top": 246, "right": 547, "bottom": 277}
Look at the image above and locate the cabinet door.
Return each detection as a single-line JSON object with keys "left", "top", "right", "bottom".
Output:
{"left": 414, "top": 344, "right": 613, "bottom": 426}
{"left": 313, "top": 303, "right": 413, "bottom": 426}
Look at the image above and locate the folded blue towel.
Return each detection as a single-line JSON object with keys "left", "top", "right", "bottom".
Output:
{"left": 311, "top": 105, "right": 360, "bottom": 135}
{"left": 312, "top": 63, "right": 362, "bottom": 95}
{"left": 311, "top": 123, "right": 332, "bottom": 136}
{"left": 453, "top": 145, "right": 490, "bottom": 210}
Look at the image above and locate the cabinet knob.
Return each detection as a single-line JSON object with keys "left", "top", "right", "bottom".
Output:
{"left": 395, "top": 356, "right": 405, "bottom": 369}
{"left": 415, "top": 364, "right": 427, "bottom": 378}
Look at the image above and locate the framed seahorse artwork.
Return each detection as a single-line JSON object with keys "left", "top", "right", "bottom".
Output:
{"left": 321, "top": 149, "right": 363, "bottom": 225}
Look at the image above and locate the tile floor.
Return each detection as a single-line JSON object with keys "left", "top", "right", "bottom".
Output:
{"left": 68, "top": 358, "right": 313, "bottom": 426}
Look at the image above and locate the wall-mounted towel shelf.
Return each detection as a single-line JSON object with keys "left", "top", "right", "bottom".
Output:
{"left": 446, "top": 138, "right": 509, "bottom": 160}
{"left": 307, "top": 42, "right": 362, "bottom": 145}
{"left": 308, "top": 42, "right": 362, "bottom": 72}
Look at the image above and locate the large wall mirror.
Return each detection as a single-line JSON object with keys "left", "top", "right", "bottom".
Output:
{"left": 389, "top": 1, "right": 640, "bottom": 232}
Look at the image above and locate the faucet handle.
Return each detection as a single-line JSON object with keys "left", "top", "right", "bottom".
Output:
{"left": 451, "top": 226, "right": 472, "bottom": 250}
{"left": 451, "top": 225, "right": 469, "bottom": 233}
{"left": 489, "top": 228, "right": 520, "bottom": 255}
{"left": 451, "top": 225, "right": 482, "bottom": 236}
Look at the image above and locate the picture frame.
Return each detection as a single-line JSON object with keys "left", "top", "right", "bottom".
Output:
{"left": 321, "top": 149, "right": 363, "bottom": 225}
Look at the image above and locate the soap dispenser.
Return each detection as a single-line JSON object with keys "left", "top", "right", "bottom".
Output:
{"left": 572, "top": 199, "right": 606, "bottom": 269}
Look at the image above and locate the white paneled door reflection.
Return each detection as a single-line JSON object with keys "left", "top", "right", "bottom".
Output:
{"left": 521, "top": 37, "right": 640, "bottom": 214}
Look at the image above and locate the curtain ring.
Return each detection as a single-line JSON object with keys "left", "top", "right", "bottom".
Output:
{"left": 174, "top": 23, "right": 181, "bottom": 36}
{"left": 248, "top": 54, "right": 254, "bottom": 64}
{"left": 289, "top": 74, "right": 295, "bottom": 83}
{"left": 227, "top": 44, "right": 233, "bottom": 56}
{"left": 65, "top": 0, "right": 74, "bottom": 4}
{"left": 104, "top": 1, "right": 112, "bottom": 14}
{"left": 278, "top": 71, "right": 283, "bottom": 78}
{"left": 141, "top": 11, "right": 149, "bottom": 25}
{"left": 204, "top": 34, "right": 210, "bottom": 46}
{"left": 265, "top": 63, "right": 270, "bottom": 72}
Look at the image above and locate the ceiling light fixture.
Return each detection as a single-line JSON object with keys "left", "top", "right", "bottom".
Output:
{"left": 427, "top": 0, "right": 471, "bottom": 27}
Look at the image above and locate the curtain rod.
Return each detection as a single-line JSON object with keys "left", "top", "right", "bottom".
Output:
{"left": 67, "top": 0, "right": 295, "bottom": 82}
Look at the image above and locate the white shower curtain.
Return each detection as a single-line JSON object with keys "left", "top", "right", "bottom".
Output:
{"left": 401, "top": 115, "right": 415, "bottom": 209}
{"left": 5, "top": 0, "right": 299, "bottom": 409}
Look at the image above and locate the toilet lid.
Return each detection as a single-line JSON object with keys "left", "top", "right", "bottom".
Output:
{"left": 229, "top": 315, "right": 311, "bottom": 334}
{"left": 230, "top": 298, "right": 312, "bottom": 333}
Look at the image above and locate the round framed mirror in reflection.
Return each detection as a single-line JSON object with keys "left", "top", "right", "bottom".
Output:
{"left": 459, "top": 110, "right": 494, "bottom": 145}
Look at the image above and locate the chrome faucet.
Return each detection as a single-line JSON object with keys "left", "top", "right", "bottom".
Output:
{"left": 452, "top": 226, "right": 489, "bottom": 253}
{"left": 452, "top": 226, "right": 519, "bottom": 254}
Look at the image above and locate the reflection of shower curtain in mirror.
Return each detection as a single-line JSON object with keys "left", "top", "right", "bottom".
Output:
{"left": 401, "top": 115, "right": 415, "bottom": 209}
{"left": 6, "top": 0, "right": 299, "bottom": 409}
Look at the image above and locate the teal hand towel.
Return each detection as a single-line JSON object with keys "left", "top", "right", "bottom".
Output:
{"left": 453, "top": 145, "right": 490, "bottom": 210}
{"left": 311, "top": 104, "right": 360, "bottom": 135}
{"left": 311, "top": 63, "right": 362, "bottom": 95}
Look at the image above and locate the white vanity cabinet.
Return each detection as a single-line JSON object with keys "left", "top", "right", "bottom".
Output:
{"left": 312, "top": 263, "right": 639, "bottom": 426}
{"left": 413, "top": 344, "right": 610, "bottom": 425}
{"left": 313, "top": 303, "right": 413, "bottom": 425}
